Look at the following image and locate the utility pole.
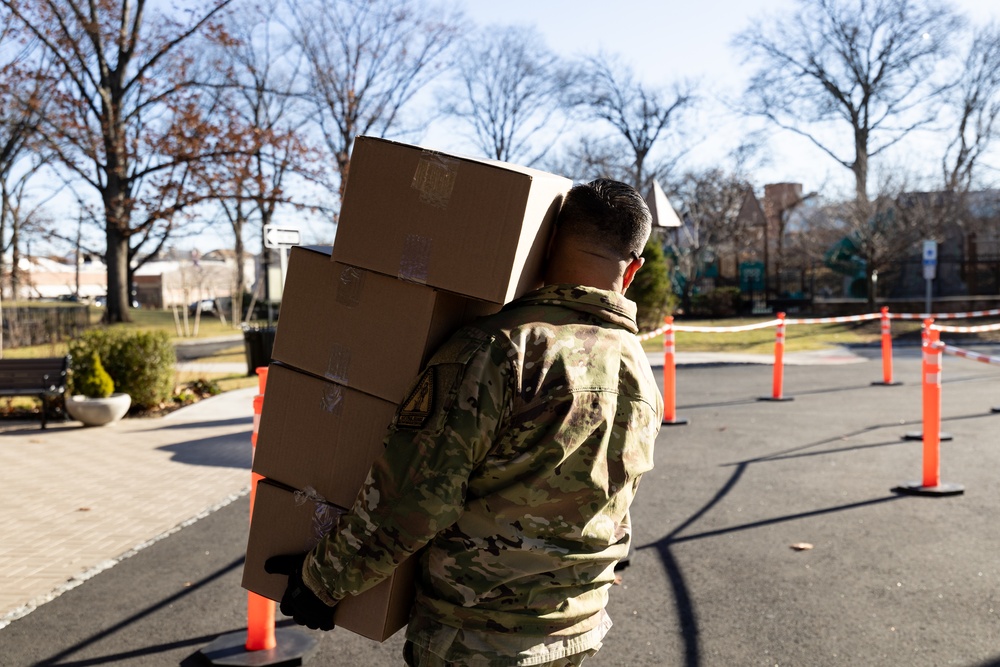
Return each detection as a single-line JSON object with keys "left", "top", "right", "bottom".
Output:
{"left": 75, "top": 212, "right": 82, "bottom": 298}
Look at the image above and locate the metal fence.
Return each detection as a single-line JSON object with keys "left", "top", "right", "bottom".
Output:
{"left": 1, "top": 304, "right": 92, "bottom": 349}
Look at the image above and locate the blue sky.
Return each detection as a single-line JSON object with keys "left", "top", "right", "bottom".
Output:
{"left": 85, "top": 0, "right": 1000, "bottom": 254}
{"left": 439, "top": 0, "right": 1000, "bottom": 198}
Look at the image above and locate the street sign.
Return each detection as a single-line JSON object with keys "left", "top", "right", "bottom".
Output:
{"left": 263, "top": 225, "right": 301, "bottom": 249}
{"left": 922, "top": 240, "right": 937, "bottom": 280}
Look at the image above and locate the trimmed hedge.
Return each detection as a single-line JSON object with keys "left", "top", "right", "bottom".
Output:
{"left": 690, "top": 286, "right": 743, "bottom": 318}
{"left": 68, "top": 329, "right": 175, "bottom": 410}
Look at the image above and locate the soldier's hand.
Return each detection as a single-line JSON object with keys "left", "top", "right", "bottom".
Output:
{"left": 264, "top": 553, "right": 337, "bottom": 631}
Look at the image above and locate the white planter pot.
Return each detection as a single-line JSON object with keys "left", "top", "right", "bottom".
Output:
{"left": 66, "top": 393, "right": 132, "bottom": 427}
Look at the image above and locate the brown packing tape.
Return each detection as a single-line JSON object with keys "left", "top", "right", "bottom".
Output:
{"left": 411, "top": 152, "right": 458, "bottom": 209}
{"left": 399, "top": 234, "right": 432, "bottom": 283}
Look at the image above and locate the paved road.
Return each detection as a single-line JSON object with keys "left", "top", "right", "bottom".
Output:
{"left": 3, "top": 352, "right": 1000, "bottom": 666}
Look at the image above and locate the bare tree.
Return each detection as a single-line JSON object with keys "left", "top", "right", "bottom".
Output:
{"left": 667, "top": 168, "right": 753, "bottom": 312}
{"left": 443, "top": 25, "right": 568, "bottom": 165}
{"left": 207, "top": 3, "right": 318, "bottom": 311}
{"left": 1, "top": 160, "right": 56, "bottom": 300}
{"left": 0, "top": 23, "right": 50, "bottom": 300}
{"left": 1, "top": 0, "right": 239, "bottom": 322}
{"left": 942, "top": 21, "right": 1000, "bottom": 193}
{"left": 734, "top": 0, "right": 963, "bottom": 203}
{"left": 564, "top": 53, "right": 695, "bottom": 193}
{"left": 820, "top": 172, "right": 931, "bottom": 303}
{"left": 287, "top": 0, "right": 464, "bottom": 204}
{"left": 543, "top": 136, "right": 636, "bottom": 185}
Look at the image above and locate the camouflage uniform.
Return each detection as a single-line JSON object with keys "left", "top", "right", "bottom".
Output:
{"left": 303, "top": 284, "right": 663, "bottom": 666}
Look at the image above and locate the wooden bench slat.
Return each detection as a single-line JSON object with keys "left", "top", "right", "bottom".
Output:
{"left": 0, "top": 356, "right": 71, "bottom": 428}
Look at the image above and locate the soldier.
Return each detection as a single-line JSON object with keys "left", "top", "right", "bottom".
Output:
{"left": 266, "top": 178, "right": 664, "bottom": 666}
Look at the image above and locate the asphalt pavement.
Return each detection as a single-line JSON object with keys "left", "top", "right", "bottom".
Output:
{"left": 3, "top": 347, "right": 1000, "bottom": 666}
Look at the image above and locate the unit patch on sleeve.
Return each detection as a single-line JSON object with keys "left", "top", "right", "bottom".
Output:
{"left": 396, "top": 367, "right": 435, "bottom": 429}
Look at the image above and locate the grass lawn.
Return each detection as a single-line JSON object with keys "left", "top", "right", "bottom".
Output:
{"left": 123, "top": 307, "right": 245, "bottom": 340}
{"left": 3, "top": 307, "right": 246, "bottom": 356}
{"left": 640, "top": 317, "right": 928, "bottom": 354}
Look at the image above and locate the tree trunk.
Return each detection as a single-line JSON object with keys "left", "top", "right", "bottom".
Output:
{"left": 10, "top": 220, "right": 20, "bottom": 300}
{"left": 102, "top": 139, "right": 133, "bottom": 322}
{"left": 865, "top": 248, "right": 876, "bottom": 308}
{"left": 106, "top": 225, "right": 130, "bottom": 323}
{"left": 0, "top": 181, "right": 7, "bottom": 299}
{"left": 230, "top": 211, "right": 249, "bottom": 323}
{"left": 633, "top": 149, "right": 647, "bottom": 194}
{"left": 853, "top": 130, "right": 869, "bottom": 204}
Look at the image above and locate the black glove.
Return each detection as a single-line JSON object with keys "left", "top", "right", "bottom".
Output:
{"left": 264, "top": 553, "right": 337, "bottom": 631}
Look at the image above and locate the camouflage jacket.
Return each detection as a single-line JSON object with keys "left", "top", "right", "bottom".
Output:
{"left": 302, "top": 284, "right": 663, "bottom": 661}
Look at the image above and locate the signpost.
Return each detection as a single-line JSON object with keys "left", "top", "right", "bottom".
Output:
{"left": 263, "top": 224, "right": 301, "bottom": 294}
{"left": 262, "top": 225, "right": 301, "bottom": 325}
{"left": 922, "top": 240, "right": 937, "bottom": 314}
{"left": 263, "top": 226, "right": 301, "bottom": 248}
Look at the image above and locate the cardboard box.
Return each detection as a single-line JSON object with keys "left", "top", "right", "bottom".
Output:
{"left": 333, "top": 136, "right": 572, "bottom": 304}
{"left": 253, "top": 363, "right": 397, "bottom": 509}
{"left": 272, "top": 246, "right": 498, "bottom": 403}
{"left": 243, "top": 478, "right": 417, "bottom": 641}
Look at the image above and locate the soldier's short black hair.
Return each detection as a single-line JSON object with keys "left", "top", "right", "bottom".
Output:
{"left": 556, "top": 178, "right": 651, "bottom": 260}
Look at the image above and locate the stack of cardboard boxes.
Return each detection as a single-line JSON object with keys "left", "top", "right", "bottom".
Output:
{"left": 242, "top": 136, "right": 572, "bottom": 640}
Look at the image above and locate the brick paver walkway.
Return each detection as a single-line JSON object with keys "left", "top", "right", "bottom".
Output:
{"left": 0, "top": 387, "right": 256, "bottom": 628}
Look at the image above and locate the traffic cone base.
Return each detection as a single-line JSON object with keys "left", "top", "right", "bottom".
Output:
{"left": 870, "top": 380, "right": 902, "bottom": 386}
{"left": 892, "top": 481, "right": 964, "bottom": 497}
{"left": 662, "top": 417, "right": 690, "bottom": 426}
{"left": 757, "top": 396, "right": 794, "bottom": 402}
{"left": 199, "top": 627, "right": 318, "bottom": 667}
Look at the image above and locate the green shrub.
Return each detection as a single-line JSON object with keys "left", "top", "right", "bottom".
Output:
{"left": 74, "top": 352, "right": 115, "bottom": 398}
{"left": 690, "top": 286, "right": 743, "bottom": 318}
{"left": 628, "top": 239, "right": 676, "bottom": 332}
{"left": 69, "top": 329, "right": 175, "bottom": 410}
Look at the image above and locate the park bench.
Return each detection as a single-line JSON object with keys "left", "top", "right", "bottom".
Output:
{"left": 0, "top": 356, "right": 71, "bottom": 429}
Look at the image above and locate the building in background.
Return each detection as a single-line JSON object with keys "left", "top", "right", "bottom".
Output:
{"left": 2, "top": 249, "right": 257, "bottom": 310}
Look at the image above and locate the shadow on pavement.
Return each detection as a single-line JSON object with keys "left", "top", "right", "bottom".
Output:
{"left": 637, "top": 449, "right": 907, "bottom": 667}
{"left": 158, "top": 433, "right": 252, "bottom": 469}
{"left": 153, "top": 417, "right": 253, "bottom": 431}
{"left": 30, "top": 558, "right": 245, "bottom": 666}
{"left": 0, "top": 421, "right": 76, "bottom": 436}
{"left": 718, "top": 410, "right": 996, "bottom": 469}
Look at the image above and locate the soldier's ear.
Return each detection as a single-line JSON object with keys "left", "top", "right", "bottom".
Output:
{"left": 622, "top": 256, "right": 644, "bottom": 292}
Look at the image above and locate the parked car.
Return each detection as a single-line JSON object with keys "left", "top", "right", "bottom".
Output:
{"left": 93, "top": 295, "right": 139, "bottom": 308}
{"left": 188, "top": 299, "right": 217, "bottom": 316}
